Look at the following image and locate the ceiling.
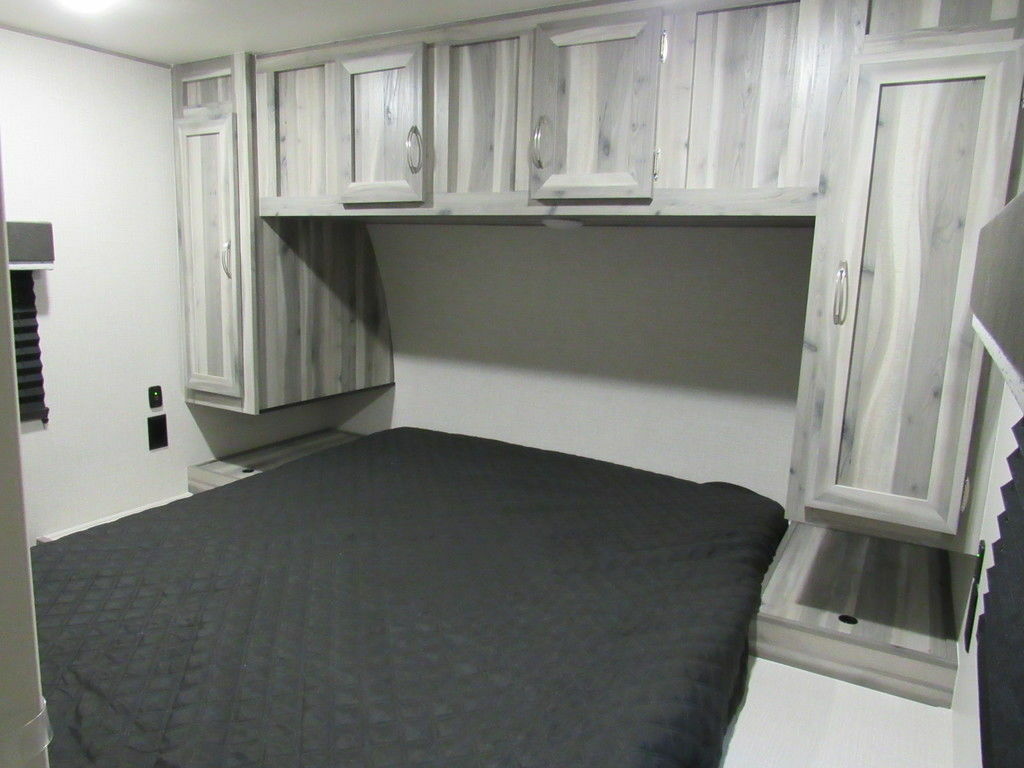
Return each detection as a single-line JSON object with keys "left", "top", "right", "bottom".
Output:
{"left": 0, "top": 0, "right": 585, "bottom": 65}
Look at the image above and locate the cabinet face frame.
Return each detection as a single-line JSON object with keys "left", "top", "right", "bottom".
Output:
{"left": 529, "top": 8, "right": 662, "bottom": 200}
{"left": 807, "top": 41, "right": 1024, "bottom": 534}
{"left": 337, "top": 43, "right": 426, "bottom": 204}
{"left": 175, "top": 114, "right": 244, "bottom": 399}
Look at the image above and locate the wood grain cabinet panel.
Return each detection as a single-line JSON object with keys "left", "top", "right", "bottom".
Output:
{"left": 182, "top": 75, "right": 231, "bottom": 111}
{"left": 529, "top": 9, "right": 662, "bottom": 200}
{"left": 837, "top": 78, "right": 984, "bottom": 500}
{"left": 656, "top": 0, "right": 831, "bottom": 193}
{"left": 789, "top": 40, "right": 1024, "bottom": 535}
{"left": 175, "top": 115, "right": 243, "bottom": 399}
{"left": 257, "top": 220, "right": 394, "bottom": 410}
{"left": 256, "top": 61, "right": 341, "bottom": 199}
{"left": 867, "top": 0, "right": 1020, "bottom": 36}
{"left": 437, "top": 38, "right": 521, "bottom": 194}
{"left": 685, "top": 1, "right": 801, "bottom": 189}
{"left": 338, "top": 44, "right": 426, "bottom": 204}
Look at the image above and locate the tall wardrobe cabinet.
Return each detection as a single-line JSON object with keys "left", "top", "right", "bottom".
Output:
{"left": 173, "top": 56, "right": 258, "bottom": 412}
{"left": 788, "top": 36, "right": 1024, "bottom": 538}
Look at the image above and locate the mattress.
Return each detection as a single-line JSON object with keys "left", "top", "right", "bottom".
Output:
{"left": 32, "top": 427, "right": 786, "bottom": 768}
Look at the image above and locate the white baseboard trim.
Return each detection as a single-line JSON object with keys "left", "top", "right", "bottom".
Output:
{"left": 36, "top": 492, "right": 192, "bottom": 544}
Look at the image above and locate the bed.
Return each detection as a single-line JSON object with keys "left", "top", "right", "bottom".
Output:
{"left": 32, "top": 427, "right": 786, "bottom": 768}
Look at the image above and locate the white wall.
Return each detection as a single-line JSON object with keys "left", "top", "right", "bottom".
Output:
{"left": 0, "top": 29, "right": 367, "bottom": 542}
{"left": 354, "top": 223, "right": 813, "bottom": 502}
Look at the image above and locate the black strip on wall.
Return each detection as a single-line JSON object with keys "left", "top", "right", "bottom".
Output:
{"left": 9, "top": 271, "right": 48, "bottom": 423}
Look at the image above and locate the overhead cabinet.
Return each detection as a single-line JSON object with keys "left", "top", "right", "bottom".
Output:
{"left": 788, "top": 39, "right": 1024, "bottom": 536}
{"left": 174, "top": 55, "right": 395, "bottom": 415}
{"left": 529, "top": 9, "right": 662, "bottom": 200}
{"left": 256, "top": 0, "right": 840, "bottom": 217}
{"left": 256, "top": 44, "right": 426, "bottom": 206}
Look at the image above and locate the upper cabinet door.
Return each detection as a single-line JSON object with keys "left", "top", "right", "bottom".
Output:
{"left": 801, "top": 42, "right": 1024, "bottom": 534}
{"left": 258, "top": 60, "right": 343, "bottom": 200}
{"left": 175, "top": 115, "right": 243, "bottom": 399}
{"left": 338, "top": 44, "right": 426, "bottom": 204}
{"left": 529, "top": 9, "right": 662, "bottom": 200}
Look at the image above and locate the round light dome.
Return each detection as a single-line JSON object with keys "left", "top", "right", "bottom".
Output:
{"left": 56, "top": 0, "right": 122, "bottom": 14}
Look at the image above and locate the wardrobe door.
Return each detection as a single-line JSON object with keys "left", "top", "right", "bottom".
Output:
{"left": 175, "top": 115, "right": 243, "bottom": 399}
{"left": 803, "top": 42, "right": 1023, "bottom": 533}
{"left": 529, "top": 9, "right": 661, "bottom": 200}
{"left": 338, "top": 43, "right": 426, "bottom": 204}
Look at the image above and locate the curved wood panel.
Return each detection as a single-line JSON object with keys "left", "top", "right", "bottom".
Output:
{"left": 257, "top": 219, "right": 394, "bottom": 410}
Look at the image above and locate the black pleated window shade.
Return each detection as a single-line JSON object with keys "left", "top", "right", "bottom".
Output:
{"left": 978, "top": 418, "right": 1024, "bottom": 768}
{"left": 9, "top": 270, "right": 48, "bottom": 423}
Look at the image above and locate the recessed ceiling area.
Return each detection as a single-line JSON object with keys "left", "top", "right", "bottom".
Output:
{"left": 0, "top": 0, "right": 584, "bottom": 65}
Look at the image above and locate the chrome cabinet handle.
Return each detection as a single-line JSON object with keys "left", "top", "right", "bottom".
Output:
{"left": 832, "top": 260, "right": 848, "bottom": 325}
{"left": 530, "top": 115, "right": 550, "bottom": 170}
{"left": 220, "top": 241, "right": 232, "bottom": 280}
{"left": 405, "top": 126, "right": 423, "bottom": 174}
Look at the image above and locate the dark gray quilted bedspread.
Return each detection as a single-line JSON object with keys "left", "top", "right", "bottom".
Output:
{"left": 32, "top": 427, "right": 786, "bottom": 768}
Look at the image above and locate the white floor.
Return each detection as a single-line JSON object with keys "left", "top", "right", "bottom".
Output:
{"left": 722, "top": 658, "right": 956, "bottom": 768}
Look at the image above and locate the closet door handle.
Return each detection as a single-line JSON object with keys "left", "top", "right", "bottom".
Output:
{"left": 832, "top": 261, "right": 848, "bottom": 325}
{"left": 530, "top": 115, "right": 550, "bottom": 170}
{"left": 405, "top": 126, "right": 423, "bottom": 174}
{"left": 220, "top": 241, "right": 232, "bottom": 280}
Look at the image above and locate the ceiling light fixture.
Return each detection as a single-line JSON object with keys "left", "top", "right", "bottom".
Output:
{"left": 56, "top": 0, "right": 122, "bottom": 14}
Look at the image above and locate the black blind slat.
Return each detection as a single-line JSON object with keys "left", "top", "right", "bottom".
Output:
{"left": 17, "top": 402, "right": 48, "bottom": 420}
{"left": 8, "top": 271, "right": 47, "bottom": 423}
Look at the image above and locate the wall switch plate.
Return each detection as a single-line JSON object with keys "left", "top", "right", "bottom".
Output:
{"left": 148, "top": 385, "right": 163, "bottom": 409}
{"left": 148, "top": 414, "right": 168, "bottom": 450}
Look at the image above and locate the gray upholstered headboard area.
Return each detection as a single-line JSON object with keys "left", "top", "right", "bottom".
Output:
{"left": 973, "top": 194, "right": 1024, "bottom": 768}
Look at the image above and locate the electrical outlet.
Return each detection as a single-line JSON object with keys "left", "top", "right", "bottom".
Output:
{"left": 147, "top": 414, "right": 168, "bottom": 450}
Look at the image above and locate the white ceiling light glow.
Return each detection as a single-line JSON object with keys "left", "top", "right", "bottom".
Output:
{"left": 56, "top": 0, "right": 121, "bottom": 14}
